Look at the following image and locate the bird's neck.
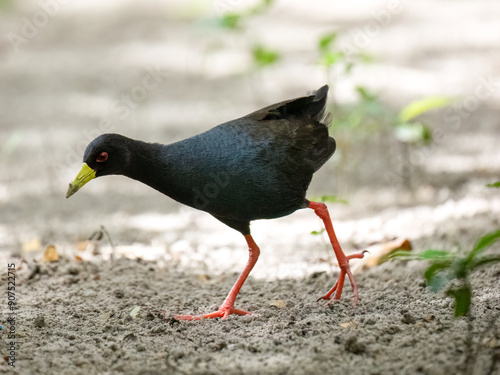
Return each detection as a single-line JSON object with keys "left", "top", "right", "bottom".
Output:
{"left": 123, "top": 140, "right": 175, "bottom": 197}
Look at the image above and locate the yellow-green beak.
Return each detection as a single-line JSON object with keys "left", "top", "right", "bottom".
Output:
{"left": 66, "top": 163, "right": 96, "bottom": 198}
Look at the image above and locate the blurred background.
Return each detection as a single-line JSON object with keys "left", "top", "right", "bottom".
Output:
{"left": 1, "top": 0, "right": 499, "bottom": 279}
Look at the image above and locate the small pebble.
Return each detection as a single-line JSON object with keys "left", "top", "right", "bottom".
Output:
{"left": 115, "top": 289, "right": 125, "bottom": 299}
{"left": 345, "top": 336, "right": 366, "bottom": 354}
{"left": 34, "top": 316, "right": 45, "bottom": 328}
{"left": 402, "top": 313, "right": 416, "bottom": 324}
{"left": 67, "top": 267, "right": 80, "bottom": 275}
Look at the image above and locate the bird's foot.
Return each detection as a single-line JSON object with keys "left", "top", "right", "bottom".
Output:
{"left": 174, "top": 306, "right": 251, "bottom": 321}
{"left": 318, "top": 250, "right": 368, "bottom": 306}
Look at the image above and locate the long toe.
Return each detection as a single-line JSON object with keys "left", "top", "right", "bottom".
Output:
{"left": 319, "top": 250, "right": 367, "bottom": 306}
{"left": 317, "top": 279, "right": 339, "bottom": 302}
{"left": 174, "top": 307, "right": 252, "bottom": 321}
{"left": 347, "top": 250, "right": 369, "bottom": 260}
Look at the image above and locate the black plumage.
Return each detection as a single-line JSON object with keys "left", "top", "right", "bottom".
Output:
{"left": 67, "top": 85, "right": 364, "bottom": 320}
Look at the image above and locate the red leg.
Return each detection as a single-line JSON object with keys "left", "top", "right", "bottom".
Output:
{"left": 175, "top": 234, "right": 260, "bottom": 320}
{"left": 308, "top": 201, "right": 366, "bottom": 306}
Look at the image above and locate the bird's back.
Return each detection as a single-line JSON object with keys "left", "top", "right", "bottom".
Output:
{"left": 159, "top": 86, "right": 335, "bottom": 233}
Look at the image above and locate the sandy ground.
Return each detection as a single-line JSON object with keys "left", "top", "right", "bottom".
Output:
{"left": 5, "top": 253, "right": 500, "bottom": 375}
{"left": 1, "top": 1, "right": 500, "bottom": 374}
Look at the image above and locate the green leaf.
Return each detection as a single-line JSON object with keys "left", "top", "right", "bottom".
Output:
{"left": 310, "top": 229, "right": 325, "bottom": 236}
{"left": 418, "top": 249, "right": 453, "bottom": 260}
{"left": 347, "top": 111, "right": 363, "bottom": 128}
{"left": 219, "top": 13, "right": 242, "bottom": 29}
{"left": 358, "top": 53, "right": 375, "bottom": 63}
{"left": 356, "top": 86, "right": 376, "bottom": 102}
{"left": 450, "top": 258, "right": 468, "bottom": 279}
{"left": 421, "top": 124, "right": 433, "bottom": 144}
{"left": 399, "top": 96, "right": 450, "bottom": 123}
{"left": 446, "top": 286, "right": 471, "bottom": 317}
{"left": 320, "top": 51, "right": 344, "bottom": 67}
{"left": 469, "top": 229, "right": 500, "bottom": 260}
{"left": 424, "top": 262, "right": 452, "bottom": 291}
{"left": 252, "top": 45, "right": 280, "bottom": 67}
{"left": 386, "top": 249, "right": 452, "bottom": 262}
{"left": 345, "top": 62, "right": 355, "bottom": 74}
{"left": 385, "top": 250, "right": 417, "bottom": 261}
{"left": 320, "top": 195, "right": 348, "bottom": 204}
{"left": 318, "top": 32, "right": 338, "bottom": 52}
{"left": 470, "top": 255, "right": 500, "bottom": 270}
{"left": 308, "top": 196, "right": 348, "bottom": 205}
{"left": 486, "top": 182, "right": 500, "bottom": 188}
{"left": 427, "top": 273, "right": 450, "bottom": 292}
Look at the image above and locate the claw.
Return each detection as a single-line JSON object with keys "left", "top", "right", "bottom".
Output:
{"left": 347, "top": 250, "right": 369, "bottom": 260}
{"left": 308, "top": 202, "right": 367, "bottom": 306}
{"left": 175, "top": 234, "right": 259, "bottom": 321}
{"left": 174, "top": 307, "right": 251, "bottom": 321}
{"left": 317, "top": 250, "right": 367, "bottom": 306}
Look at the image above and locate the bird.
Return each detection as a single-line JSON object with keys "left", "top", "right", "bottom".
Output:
{"left": 66, "top": 85, "right": 366, "bottom": 320}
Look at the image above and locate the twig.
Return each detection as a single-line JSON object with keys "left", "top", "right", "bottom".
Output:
{"left": 100, "top": 225, "right": 116, "bottom": 268}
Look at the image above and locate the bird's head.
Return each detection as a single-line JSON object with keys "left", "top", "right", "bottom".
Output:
{"left": 66, "top": 133, "right": 132, "bottom": 198}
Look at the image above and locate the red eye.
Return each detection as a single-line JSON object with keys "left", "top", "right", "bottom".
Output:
{"left": 96, "top": 152, "right": 108, "bottom": 162}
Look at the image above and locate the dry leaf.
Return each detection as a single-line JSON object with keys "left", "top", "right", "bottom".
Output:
{"left": 197, "top": 274, "right": 210, "bottom": 284}
{"left": 340, "top": 320, "right": 357, "bottom": 329}
{"left": 22, "top": 238, "right": 41, "bottom": 252}
{"left": 130, "top": 306, "right": 141, "bottom": 318}
{"left": 423, "top": 315, "right": 435, "bottom": 323}
{"left": 482, "top": 338, "right": 497, "bottom": 348}
{"left": 74, "top": 255, "right": 83, "bottom": 261}
{"left": 14, "top": 331, "right": 27, "bottom": 338}
{"left": 352, "top": 238, "right": 412, "bottom": 273}
{"left": 42, "top": 245, "right": 59, "bottom": 262}
{"left": 269, "top": 300, "right": 287, "bottom": 309}
{"left": 75, "top": 241, "right": 90, "bottom": 252}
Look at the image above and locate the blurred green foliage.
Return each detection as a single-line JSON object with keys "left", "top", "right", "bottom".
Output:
{"left": 399, "top": 96, "right": 450, "bottom": 123}
{"left": 318, "top": 33, "right": 345, "bottom": 70}
{"left": 216, "top": 0, "right": 274, "bottom": 30}
{"left": 387, "top": 229, "right": 500, "bottom": 317}
{"left": 395, "top": 96, "right": 450, "bottom": 145}
{"left": 317, "top": 31, "right": 372, "bottom": 78}
{"left": 207, "top": 0, "right": 495, "bottom": 329}
{"left": 1, "top": 131, "right": 23, "bottom": 159}
{"left": 330, "top": 85, "right": 391, "bottom": 133}
{"left": 211, "top": 6, "right": 450, "bottom": 149}
{"left": 0, "top": 0, "right": 15, "bottom": 11}
{"left": 252, "top": 44, "right": 280, "bottom": 68}
{"left": 313, "top": 30, "right": 450, "bottom": 176}
{"left": 218, "top": 13, "right": 241, "bottom": 30}
{"left": 315, "top": 29, "right": 451, "bottom": 191}
{"left": 313, "top": 195, "right": 349, "bottom": 205}
{"left": 310, "top": 229, "right": 325, "bottom": 236}
{"left": 206, "top": 4, "right": 451, "bottom": 192}
{"left": 211, "top": 0, "right": 280, "bottom": 71}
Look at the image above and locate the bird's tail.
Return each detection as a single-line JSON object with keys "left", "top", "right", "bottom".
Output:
{"left": 308, "top": 85, "right": 329, "bottom": 123}
{"left": 246, "top": 85, "right": 330, "bottom": 124}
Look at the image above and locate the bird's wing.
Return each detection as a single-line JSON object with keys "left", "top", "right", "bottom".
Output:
{"left": 246, "top": 85, "right": 329, "bottom": 123}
